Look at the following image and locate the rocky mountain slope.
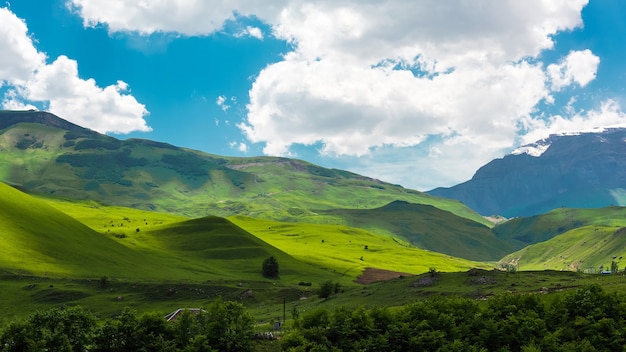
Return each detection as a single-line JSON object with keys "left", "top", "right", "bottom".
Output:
{"left": 428, "top": 129, "right": 626, "bottom": 217}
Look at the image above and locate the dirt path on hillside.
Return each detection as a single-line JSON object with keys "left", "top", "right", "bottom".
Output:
{"left": 354, "top": 267, "right": 414, "bottom": 284}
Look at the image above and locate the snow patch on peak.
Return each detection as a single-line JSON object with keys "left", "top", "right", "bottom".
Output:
{"left": 511, "top": 140, "right": 551, "bottom": 157}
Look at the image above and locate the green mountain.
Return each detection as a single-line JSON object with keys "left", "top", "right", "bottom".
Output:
{"left": 494, "top": 207, "right": 626, "bottom": 271}
{"left": 0, "top": 181, "right": 175, "bottom": 278}
{"left": 318, "top": 200, "right": 515, "bottom": 261}
{"left": 0, "top": 110, "right": 489, "bottom": 227}
{"left": 7, "top": 110, "right": 626, "bottom": 272}
{"left": 0, "top": 181, "right": 338, "bottom": 281}
{"left": 493, "top": 206, "right": 626, "bottom": 250}
{"left": 499, "top": 225, "right": 626, "bottom": 272}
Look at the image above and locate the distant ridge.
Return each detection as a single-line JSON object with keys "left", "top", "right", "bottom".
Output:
{"left": 0, "top": 110, "right": 94, "bottom": 133}
{"left": 319, "top": 200, "right": 515, "bottom": 261}
{"left": 0, "top": 110, "right": 489, "bottom": 228}
{"left": 428, "top": 129, "right": 626, "bottom": 217}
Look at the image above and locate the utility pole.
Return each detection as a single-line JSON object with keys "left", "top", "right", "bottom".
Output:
{"left": 283, "top": 297, "right": 286, "bottom": 324}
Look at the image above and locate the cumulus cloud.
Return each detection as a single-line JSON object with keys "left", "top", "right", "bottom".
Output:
{"left": 0, "top": 7, "right": 45, "bottom": 83}
{"left": 22, "top": 56, "right": 150, "bottom": 133}
{"left": 67, "top": 0, "right": 287, "bottom": 35}
{"left": 1, "top": 89, "right": 37, "bottom": 110}
{"left": 547, "top": 49, "right": 600, "bottom": 90}
{"left": 69, "top": 0, "right": 607, "bottom": 188}
{"left": 0, "top": 7, "right": 150, "bottom": 134}
{"left": 240, "top": 0, "right": 597, "bottom": 187}
{"left": 520, "top": 100, "right": 626, "bottom": 145}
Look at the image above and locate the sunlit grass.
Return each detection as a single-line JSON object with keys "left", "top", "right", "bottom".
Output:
{"left": 501, "top": 225, "right": 626, "bottom": 271}
{"left": 229, "top": 215, "right": 489, "bottom": 279}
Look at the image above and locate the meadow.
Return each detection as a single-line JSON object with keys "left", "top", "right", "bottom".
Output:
{"left": 0, "top": 181, "right": 488, "bottom": 325}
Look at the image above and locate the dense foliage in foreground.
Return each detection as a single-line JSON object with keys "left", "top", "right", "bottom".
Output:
{"left": 0, "top": 298, "right": 253, "bottom": 352}
{"left": 284, "top": 284, "right": 625, "bottom": 352}
{"left": 1, "top": 285, "right": 625, "bottom": 351}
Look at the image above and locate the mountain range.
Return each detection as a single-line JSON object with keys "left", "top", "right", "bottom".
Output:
{"left": 428, "top": 129, "right": 626, "bottom": 218}
{"left": 0, "top": 110, "right": 482, "bottom": 222}
{"left": 2, "top": 109, "right": 626, "bottom": 273}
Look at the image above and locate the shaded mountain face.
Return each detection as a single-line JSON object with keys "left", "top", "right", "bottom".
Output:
{"left": 0, "top": 110, "right": 487, "bottom": 225}
{"left": 319, "top": 200, "right": 515, "bottom": 261}
{"left": 428, "top": 129, "right": 626, "bottom": 217}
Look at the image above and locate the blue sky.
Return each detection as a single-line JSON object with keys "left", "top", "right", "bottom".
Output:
{"left": 2, "top": 0, "right": 626, "bottom": 190}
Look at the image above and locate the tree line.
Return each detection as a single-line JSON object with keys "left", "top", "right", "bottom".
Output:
{"left": 0, "top": 298, "right": 253, "bottom": 352}
{"left": 282, "top": 284, "right": 626, "bottom": 351}
{"left": 1, "top": 284, "right": 625, "bottom": 351}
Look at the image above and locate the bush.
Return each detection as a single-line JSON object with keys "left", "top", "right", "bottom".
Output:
{"left": 318, "top": 281, "right": 341, "bottom": 300}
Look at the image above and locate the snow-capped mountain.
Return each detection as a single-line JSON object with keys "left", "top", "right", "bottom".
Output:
{"left": 428, "top": 128, "right": 626, "bottom": 217}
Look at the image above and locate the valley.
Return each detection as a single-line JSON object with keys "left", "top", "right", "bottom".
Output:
{"left": 3, "top": 110, "right": 626, "bottom": 350}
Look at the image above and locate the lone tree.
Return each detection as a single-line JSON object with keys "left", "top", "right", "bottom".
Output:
{"left": 262, "top": 256, "right": 279, "bottom": 278}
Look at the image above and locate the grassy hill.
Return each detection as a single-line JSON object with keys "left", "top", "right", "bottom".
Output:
{"left": 316, "top": 200, "right": 514, "bottom": 261}
{"left": 0, "top": 182, "right": 338, "bottom": 283}
{"left": 493, "top": 206, "right": 626, "bottom": 249}
{"left": 0, "top": 110, "right": 490, "bottom": 227}
{"left": 0, "top": 182, "right": 177, "bottom": 278}
{"left": 494, "top": 206, "right": 626, "bottom": 271}
{"left": 0, "top": 182, "right": 494, "bottom": 324}
{"left": 5, "top": 183, "right": 485, "bottom": 282}
{"left": 228, "top": 215, "right": 488, "bottom": 277}
{"left": 499, "top": 225, "right": 626, "bottom": 272}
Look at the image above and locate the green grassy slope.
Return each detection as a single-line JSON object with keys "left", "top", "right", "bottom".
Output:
{"left": 229, "top": 215, "right": 490, "bottom": 277}
{"left": 0, "top": 182, "right": 339, "bottom": 282}
{"left": 493, "top": 207, "right": 626, "bottom": 250}
{"left": 499, "top": 225, "right": 626, "bottom": 272}
{"left": 222, "top": 158, "right": 493, "bottom": 226}
{"left": 3, "top": 269, "right": 622, "bottom": 326}
{"left": 128, "top": 216, "right": 335, "bottom": 282}
{"left": 38, "top": 192, "right": 488, "bottom": 280}
{"left": 0, "top": 182, "right": 179, "bottom": 278}
{"left": 0, "top": 112, "right": 491, "bottom": 228}
{"left": 36, "top": 187, "right": 492, "bottom": 283}
{"left": 316, "top": 200, "right": 514, "bottom": 261}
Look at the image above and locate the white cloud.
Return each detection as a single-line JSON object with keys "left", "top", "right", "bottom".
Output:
{"left": 547, "top": 49, "right": 600, "bottom": 90}
{"left": 1, "top": 89, "right": 37, "bottom": 110}
{"left": 67, "top": 0, "right": 287, "bottom": 35}
{"left": 229, "top": 141, "right": 248, "bottom": 153}
{"left": 216, "top": 95, "right": 230, "bottom": 111}
{"left": 0, "top": 7, "right": 45, "bottom": 83}
{"left": 69, "top": 0, "right": 606, "bottom": 189}
{"left": 0, "top": 7, "right": 150, "bottom": 134}
{"left": 237, "top": 0, "right": 591, "bottom": 187}
{"left": 520, "top": 100, "right": 626, "bottom": 145}
{"left": 22, "top": 56, "right": 150, "bottom": 134}
{"left": 235, "top": 26, "right": 263, "bottom": 40}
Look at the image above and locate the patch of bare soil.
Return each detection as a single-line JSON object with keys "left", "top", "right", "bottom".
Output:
{"left": 354, "top": 267, "right": 414, "bottom": 284}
